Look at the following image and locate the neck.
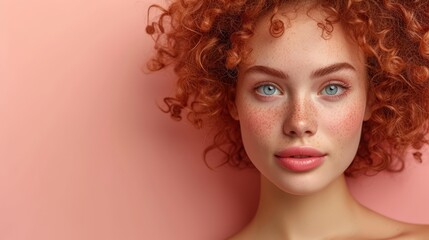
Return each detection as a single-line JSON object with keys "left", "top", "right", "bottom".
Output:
{"left": 249, "top": 174, "right": 362, "bottom": 239}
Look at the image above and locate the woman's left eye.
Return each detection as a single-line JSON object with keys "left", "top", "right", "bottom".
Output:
{"left": 321, "top": 84, "right": 346, "bottom": 96}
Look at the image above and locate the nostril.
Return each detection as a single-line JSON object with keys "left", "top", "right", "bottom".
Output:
{"left": 284, "top": 123, "right": 316, "bottom": 137}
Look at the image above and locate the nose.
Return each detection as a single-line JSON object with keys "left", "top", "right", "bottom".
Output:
{"left": 283, "top": 97, "right": 317, "bottom": 137}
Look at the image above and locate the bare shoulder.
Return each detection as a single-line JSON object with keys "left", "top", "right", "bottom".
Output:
{"left": 352, "top": 211, "right": 429, "bottom": 240}
{"left": 396, "top": 222, "right": 429, "bottom": 239}
{"left": 404, "top": 224, "right": 429, "bottom": 240}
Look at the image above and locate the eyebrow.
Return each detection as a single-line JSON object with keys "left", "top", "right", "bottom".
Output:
{"left": 242, "top": 62, "right": 356, "bottom": 79}
{"left": 243, "top": 65, "right": 288, "bottom": 79}
{"left": 311, "top": 62, "right": 356, "bottom": 78}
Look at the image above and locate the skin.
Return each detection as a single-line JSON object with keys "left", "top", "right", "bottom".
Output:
{"left": 228, "top": 3, "right": 429, "bottom": 240}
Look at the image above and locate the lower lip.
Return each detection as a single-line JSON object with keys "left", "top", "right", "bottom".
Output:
{"left": 276, "top": 156, "right": 325, "bottom": 172}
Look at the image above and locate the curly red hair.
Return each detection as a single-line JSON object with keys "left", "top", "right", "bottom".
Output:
{"left": 146, "top": 0, "right": 429, "bottom": 176}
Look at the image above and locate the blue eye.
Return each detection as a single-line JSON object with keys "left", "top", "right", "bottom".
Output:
{"left": 256, "top": 84, "right": 281, "bottom": 96}
{"left": 321, "top": 84, "right": 344, "bottom": 96}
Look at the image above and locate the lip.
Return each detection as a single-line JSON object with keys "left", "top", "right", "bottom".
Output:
{"left": 275, "top": 146, "right": 326, "bottom": 172}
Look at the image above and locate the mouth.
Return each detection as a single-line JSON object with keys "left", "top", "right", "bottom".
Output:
{"left": 275, "top": 146, "right": 326, "bottom": 158}
{"left": 275, "top": 146, "right": 326, "bottom": 172}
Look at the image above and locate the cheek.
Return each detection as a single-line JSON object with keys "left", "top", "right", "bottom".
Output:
{"left": 238, "top": 103, "right": 282, "bottom": 138}
{"left": 326, "top": 102, "right": 366, "bottom": 140}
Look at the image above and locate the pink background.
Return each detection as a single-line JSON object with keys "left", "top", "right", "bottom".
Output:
{"left": 1, "top": 0, "right": 428, "bottom": 239}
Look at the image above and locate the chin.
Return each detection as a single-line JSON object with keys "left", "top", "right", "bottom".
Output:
{"left": 264, "top": 170, "right": 346, "bottom": 196}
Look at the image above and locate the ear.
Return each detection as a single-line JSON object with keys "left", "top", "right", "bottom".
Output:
{"left": 363, "top": 90, "right": 375, "bottom": 121}
{"left": 228, "top": 102, "right": 240, "bottom": 120}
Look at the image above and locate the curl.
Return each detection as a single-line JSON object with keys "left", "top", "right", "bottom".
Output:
{"left": 270, "top": 17, "right": 285, "bottom": 38}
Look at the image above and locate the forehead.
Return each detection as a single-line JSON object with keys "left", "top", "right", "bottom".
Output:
{"left": 244, "top": 4, "right": 365, "bottom": 73}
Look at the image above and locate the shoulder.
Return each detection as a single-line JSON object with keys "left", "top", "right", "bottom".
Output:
{"left": 396, "top": 223, "right": 429, "bottom": 239}
{"left": 409, "top": 224, "right": 429, "bottom": 237}
{"left": 357, "top": 212, "right": 429, "bottom": 240}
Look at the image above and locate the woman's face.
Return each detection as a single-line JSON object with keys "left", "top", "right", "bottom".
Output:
{"left": 231, "top": 6, "right": 371, "bottom": 195}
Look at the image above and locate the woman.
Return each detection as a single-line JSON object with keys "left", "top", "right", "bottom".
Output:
{"left": 146, "top": 0, "right": 429, "bottom": 238}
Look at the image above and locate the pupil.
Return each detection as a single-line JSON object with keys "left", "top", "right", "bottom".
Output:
{"left": 264, "top": 85, "right": 275, "bottom": 95}
{"left": 326, "top": 85, "right": 338, "bottom": 95}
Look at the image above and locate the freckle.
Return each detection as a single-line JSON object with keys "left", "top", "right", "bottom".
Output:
{"left": 248, "top": 106, "right": 280, "bottom": 135}
{"left": 348, "top": 106, "right": 361, "bottom": 129}
{"left": 327, "top": 103, "right": 363, "bottom": 138}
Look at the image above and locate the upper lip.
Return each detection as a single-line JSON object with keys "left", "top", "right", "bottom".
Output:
{"left": 275, "top": 146, "right": 326, "bottom": 158}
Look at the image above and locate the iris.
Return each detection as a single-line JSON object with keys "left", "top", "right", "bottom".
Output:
{"left": 324, "top": 85, "right": 338, "bottom": 95}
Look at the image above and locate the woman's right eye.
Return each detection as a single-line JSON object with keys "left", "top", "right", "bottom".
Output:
{"left": 255, "top": 84, "right": 281, "bottom": 96}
